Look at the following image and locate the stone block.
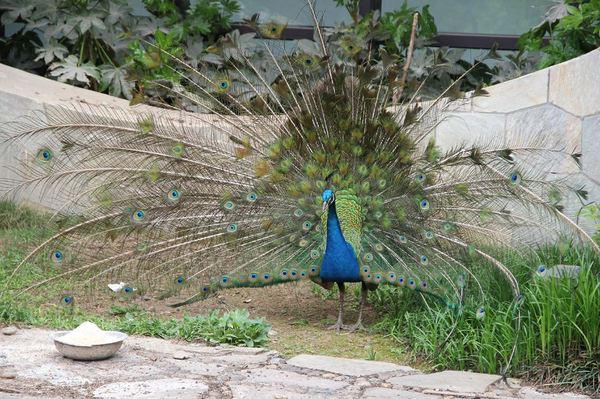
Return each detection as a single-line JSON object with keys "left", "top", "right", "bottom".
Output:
{"left": 582, "top": 114, "right": 600, "bottom": 179}
{"left": 506, "top": 104, "right": 582, "bottom": 174}
{"left": 287, "top": 354, "right": 415, "bottom": 377}
{"left": 473, "top": 69, "right": 548, "bottom": 113}
{"left": 549, "top": 48, "right": 600, "bottom": 117}
{"left": 435, "top": 112, "right": 506, "bottom": 150}
{"left": 388, "top": 370, "right": 501, "bottom": 394}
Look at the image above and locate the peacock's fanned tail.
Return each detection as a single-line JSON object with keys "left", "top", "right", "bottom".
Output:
{"left": 0, "top": 27, "right": 596, "bottom": 311}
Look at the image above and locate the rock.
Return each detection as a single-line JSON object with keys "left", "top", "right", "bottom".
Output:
{"left": 287, "top": 354, "right": 414, "bottom": 377}
{"left": 2, "top": 326, "right": 18, "bottom": 335}
{"left": 243, "top": 299, "right": 252, "bottom": 303}
{"left": 355, "top": 377, "right": 371, "bottom": 387}
{"left": 268, "top": 330, "right": 278, "bottom": 337}
{"left": 93, "top": 378, "right": 208, "bottom": 399}
{"left": 321, "top": 373, "right": 337, "bottom": 379}
{"left": 388, "top": 370, "right": 502, "bottom": 394}
{"left": 172, "top": 351, "right": 190, "bottom": 360}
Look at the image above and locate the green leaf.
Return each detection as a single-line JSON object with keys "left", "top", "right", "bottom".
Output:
{"left": 99, "top": 64, "right": 134, "bottom": 99}
{"left": 34, "top": 39, "right": 68, "bottom": 64}
{"left": 48, "top": 55, "right": 100, "bottom": 85}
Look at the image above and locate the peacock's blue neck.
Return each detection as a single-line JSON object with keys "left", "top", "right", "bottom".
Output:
{"left": 320, "top": 202, "right": 361, "bottom": 282}
{"left": 326, "top": 203, "right": 345, "bottom": 248}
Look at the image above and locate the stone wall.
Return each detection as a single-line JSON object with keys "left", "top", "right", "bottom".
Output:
{"left": 434, "top": 48, "right": 600, "bottom": 233}
{"left": 1, "top": 49, "right": 599, "bottom": 231}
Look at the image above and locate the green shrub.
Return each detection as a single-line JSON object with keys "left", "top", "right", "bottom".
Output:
{"left": 519, "top": 0, "right": 600, "bottom": 68}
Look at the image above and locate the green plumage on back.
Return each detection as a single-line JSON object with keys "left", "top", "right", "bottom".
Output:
{"left": 321, "top": 190, "right": 363, "bottom": 258}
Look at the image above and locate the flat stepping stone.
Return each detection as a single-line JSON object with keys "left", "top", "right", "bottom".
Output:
{"left": 93, "top": 378, "right": 208, "bottom": 399}
{"left": 388, "top": 370, "right": 501, "bottom": 394}
{"left": 287, "top": 354, "right": 415, "bottom": 377}
{"left": 230, "top": 383, "right": 330, "bottom": 399}
{"left": 241, "top": 368, "right": 348, "bottom": 390}
{"left": 363, "top": 387, "right": 442, "bottom": 398}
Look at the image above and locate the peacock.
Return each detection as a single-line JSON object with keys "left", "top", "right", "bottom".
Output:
{"left": 1, "top": 3, "right": 597, "bottom": 332}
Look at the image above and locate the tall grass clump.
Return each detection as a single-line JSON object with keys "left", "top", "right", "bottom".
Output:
{"left": 374, "top": 245, "right": 600, "bottom": 394}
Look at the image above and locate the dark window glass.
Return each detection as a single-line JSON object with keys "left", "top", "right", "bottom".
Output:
{"left": 383, "top": 0, "right": 553, "bottom": 35}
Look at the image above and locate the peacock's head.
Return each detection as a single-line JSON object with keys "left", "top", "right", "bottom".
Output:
{"left": 322, "top": 189, "right": 335, "bottom": 211}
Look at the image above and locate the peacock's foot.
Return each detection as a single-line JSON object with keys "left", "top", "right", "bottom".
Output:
{"left": 347, "top": 321, "right": 367, "bottom": 332}
{"left": 327, "top": 320, "right": 350, "bottom": 332}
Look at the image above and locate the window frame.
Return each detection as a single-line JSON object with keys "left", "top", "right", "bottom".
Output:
{"left": 232, "top": 0, "right": 525, "bottom": 50}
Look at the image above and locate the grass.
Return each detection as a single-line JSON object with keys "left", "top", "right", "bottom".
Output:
{"left": 371, "top": 245, "right": 600, "bottom": 395}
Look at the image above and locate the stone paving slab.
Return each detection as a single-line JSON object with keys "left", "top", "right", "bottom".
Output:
{"left": 0, "top": 327, "right": 592, "bottom": 399}
{"left": 287, "top": 354, "right": 416, "bottom": 377}
{"left": 92, "top": 378, "right": 208, "bottom": 399}
{"left": 363, "top": 387, "right": 442, "bottom": 398}
{"left": 388, "top": 370, "right": 502, "bottom": 394}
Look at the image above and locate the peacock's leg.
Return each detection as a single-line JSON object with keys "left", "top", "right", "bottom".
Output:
{"left": 328, "top": 281, "right": 346, "bottom": 331}
{"left": 348, "top": 282, "right": 368, "bottom": 332}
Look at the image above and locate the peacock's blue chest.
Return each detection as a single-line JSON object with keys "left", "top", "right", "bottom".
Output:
{"left": 319, "top": 203, "right": 361, "bottom": 282}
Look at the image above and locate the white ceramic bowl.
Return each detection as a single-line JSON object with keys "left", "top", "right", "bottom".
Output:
{"left": 51, "top": 331, "right": 128, "bottom": 360}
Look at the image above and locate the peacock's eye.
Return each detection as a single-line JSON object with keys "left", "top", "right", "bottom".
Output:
{"left": 420, "top": 255, "right": 429, "bottom": 265}
{"left": 220, "top": 81, "right": 229, "bottom": 89}
{"left": 510, "top": 172, "right": 521, "bottom": 185}
{"left": 305, "top": 58, "right": 312, "bottom": 65}
{"left": 227, "top": 223, "right": 238, "bottom": 233}
{"left": 476, "top": 306, "right": 485, "bottom": 320}
{"left": 246, "top": 192, "right": 258, "bottom": 202}
{"left": 51, "top": 250, "right": 63, "bottom": 263}
{"left": 37, "top": 148, "right": 53, "bottom": 162}
{"left": 399, "top": 235, "right": 407, "bottom": 243}
{"left": 62, "top": 296, "right": 73, "bottom": 304}
{"left": 167, "top": 189, "right": 181, "bottom": 204}
{"left": 224, "top": 201, "right": 235, "bottom": 210}
{"left": 132, "top": 209, "right": 146, "bottom": 223}
{"left": 176, "top": 276, "right": 185, "bottom": 284}
{"left": 420, "top": 199, "right": 430, "bottom": 210}
{"left": 416, "top": 173, "right": 426, "bottom": 183}
{"left": 302, "top": 221, "right": 313, "bottom": 231}
{"left": 271, "top": 27, "right": 277, "bottom": 33}
{"left": 124, "top": 286, "right": 133, "bottom": 294}
{"left": 171, "top": 143, "right": 184, "bottom": 157}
